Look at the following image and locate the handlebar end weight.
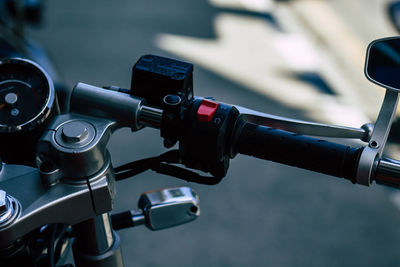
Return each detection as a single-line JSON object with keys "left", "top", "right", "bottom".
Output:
{"left": 130, "top": 55, "right": 194, "bottom": 107}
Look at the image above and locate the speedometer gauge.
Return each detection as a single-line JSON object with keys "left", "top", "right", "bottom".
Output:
{"left": 0, "top": 58, "right": 56, "bottom": 132}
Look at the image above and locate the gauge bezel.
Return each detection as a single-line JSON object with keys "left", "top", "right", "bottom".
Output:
{"left": 0, "top": 58, "right": 56, "bottom": 133}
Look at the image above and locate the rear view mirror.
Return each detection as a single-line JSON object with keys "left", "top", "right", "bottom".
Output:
{"left": 365, "top": 37, "right": 400, "bottom": 92}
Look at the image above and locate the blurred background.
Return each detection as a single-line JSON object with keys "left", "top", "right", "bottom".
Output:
{"left": 26, "top": 0, "right": 400, "bottom": 266}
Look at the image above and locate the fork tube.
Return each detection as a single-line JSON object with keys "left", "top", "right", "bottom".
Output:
{"left": 73, "top": 213, "right": 124, "bottom": 267}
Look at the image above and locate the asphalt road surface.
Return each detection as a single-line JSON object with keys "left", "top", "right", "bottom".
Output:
{"left": 30, "top": 0, "right": 400, "bottom": 266}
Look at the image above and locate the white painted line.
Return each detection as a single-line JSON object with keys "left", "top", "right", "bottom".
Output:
{"left": 288, "top": 0, "right": 385, "bottom": 116}
{"left": 273, "top": 34, "right": 320, "bottom": 72}
{"left": 155, "top": 13, "right": 369, "bottom": 126}
{"left": 209, "top": 0, "right": 274, "bottom": 12}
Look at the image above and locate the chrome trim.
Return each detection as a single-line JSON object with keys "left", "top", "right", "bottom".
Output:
{"left": 0, "top": 58, "right": 56, "bottom": 133}
{"left": 375, "top": 158, "right": 400, "bottom": 187}
{"left": 138, "top": 105, "right": 163, "bottom": 129}
{"left": 0, "top": 194, "right": 20, "bottom": 228}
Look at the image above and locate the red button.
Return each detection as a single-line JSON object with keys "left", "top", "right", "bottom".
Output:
{"left": 197, "top": 99, "right": 219, "bottom": 122}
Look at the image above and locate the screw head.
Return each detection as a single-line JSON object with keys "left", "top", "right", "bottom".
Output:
{"left": 61, "top": 121, "right": 89, "bottom": 143}
{"left": 0, "top": 190, "right": 7, "bottom": 214}
{"left": 0, "top": 191, "right": 18, "bottom": 225}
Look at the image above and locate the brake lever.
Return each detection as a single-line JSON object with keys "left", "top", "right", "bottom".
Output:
{"left": 233, "top": 105, "right": 372, "bottom": 142}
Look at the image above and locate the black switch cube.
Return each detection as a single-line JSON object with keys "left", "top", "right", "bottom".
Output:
{"left": 131, "top": 55, "right": 194, "bottom": 107}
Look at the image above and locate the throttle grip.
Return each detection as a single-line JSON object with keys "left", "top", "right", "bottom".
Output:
{"left": 235, "top": 122, "right": 362, "bottom": 182}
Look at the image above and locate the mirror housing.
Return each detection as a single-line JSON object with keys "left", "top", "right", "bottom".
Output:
{"left": 365, "top": 37, "right": 400, "bottom": 92}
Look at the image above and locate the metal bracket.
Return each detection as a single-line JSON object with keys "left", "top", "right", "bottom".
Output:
{"left": 37, "top": 113, "right": 116, "bottom": 185}
{"left": 356, "top": 89, "right": 399, "bottom": 185}
{"left": 0, "top": 159, "right": 115, "bottom": 248}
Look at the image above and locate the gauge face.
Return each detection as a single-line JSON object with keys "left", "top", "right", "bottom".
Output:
{"left": 0, "top": 58, "right": 55, "bottom": 132}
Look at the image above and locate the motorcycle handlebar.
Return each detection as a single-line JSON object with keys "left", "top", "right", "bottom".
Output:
{"left": 70, "top": 83, "right": 400, "bottom": 189}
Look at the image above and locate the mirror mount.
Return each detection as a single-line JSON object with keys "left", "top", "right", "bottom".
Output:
{"left": 356, "top": 36, "right": 400, "bottom": 185}
{"left": 356, "top": 89, "right": 399, "bottom": 185}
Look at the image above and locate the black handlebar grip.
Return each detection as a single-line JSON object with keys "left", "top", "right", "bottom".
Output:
{"left": 235, "top": 123, "right": 362, "bottom": 182}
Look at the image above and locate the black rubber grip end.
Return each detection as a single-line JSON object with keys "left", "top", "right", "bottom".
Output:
{"left": 236, "top": 123, "right": 362, "bottom": 182}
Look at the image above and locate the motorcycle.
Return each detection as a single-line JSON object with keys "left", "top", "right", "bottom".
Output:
{"left": 1, "top": 1, "right": 395, "bottom": 266}
{"left": 1, "top": 33, "right": 400, "bottom": 266}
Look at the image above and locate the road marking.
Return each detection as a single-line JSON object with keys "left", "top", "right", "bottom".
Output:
{"left": 273, "top": 34, "right": 320, "bottom": 72}
{"left": 209, "top": 0, "right": 274, "bottom": 12}
{"left": 157, "top": 0, "right": 400, "bottom": 213}
{"left": 155, "top": 11, "right": 369, "bottom": 126}
{"left": 287, "top": 0, "right": 385, "bottom": 117}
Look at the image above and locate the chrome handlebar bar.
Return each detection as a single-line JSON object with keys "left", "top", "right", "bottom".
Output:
{"left": 71, "top": 82, "right": 400, "bottom": 189}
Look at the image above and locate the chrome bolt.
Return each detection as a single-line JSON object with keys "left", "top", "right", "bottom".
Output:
{"left": 0, "top": 190, "right": 7, "bottom": 214}
{"left": 61, "top": 121, "right": 89, "bottom": 143}
{"left": 0, "top": 190, "right": 17, "bottom": 225}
